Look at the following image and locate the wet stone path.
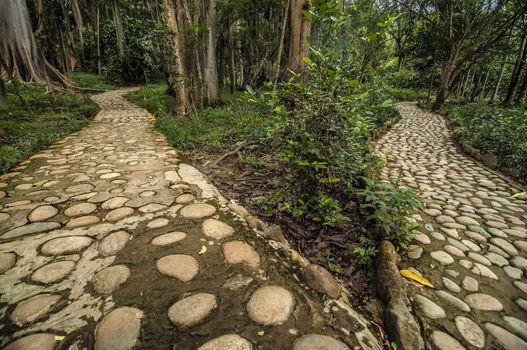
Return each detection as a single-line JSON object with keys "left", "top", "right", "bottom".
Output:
{"left": 0, "top": 90, "right": 382, "bottom": 350}
{"left": 377, "top": 102, "right": 527, "bottom": 350}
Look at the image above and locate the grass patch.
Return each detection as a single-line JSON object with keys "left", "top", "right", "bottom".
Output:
{"left": 124, "top": 83, "right": 271, "bottom": 151}
{"left": 0, "top": 82, "right": 100, "bottom": 173}
{"left": 71, "top": 72, "right": 119, "bottom": 91}
{"left": 421, "top": 100, "right": 527, "bottom": 181}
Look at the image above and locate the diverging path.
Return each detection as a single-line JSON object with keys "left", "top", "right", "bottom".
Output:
{"left": 377, "top": 102, "right": 527, "bottom": 349}
{"left": 0, "top": 90, "right": 382, "bottom": 349}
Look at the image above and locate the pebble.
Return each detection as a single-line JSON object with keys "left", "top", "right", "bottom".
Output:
{"left": 0, "top": 252, "right": 16, "bottom": 273}
{"left": 511, "top": 256, "right": 527, "bottom": 272}
{"left": 41, "top": 236, "right": 93, "bottom": 256}
{"left": 28, "top": 205, "right": 58, "bottom": 222}
{"left": 151, "top": 231, "right": 186, "bottom": 246}
{"left": 202, "top": 219, "right": 234, "bottom": 239}
{"left": 485, "top": 252, "right": 509, "bottom": 267}
{"left": 413, "top": 294, "right": 446, "bottom": 319}
{"left": 99, "top": 231, "right": 130, "bottom": 255}
{"left": 105, "top": 207, "right": 134, "bottom": 222}
{"left": 485, "top": 323, "right": 527, "bottom": 349}
{"left": 431, "top": 331, "right": 465, "bottom": 350}
{"left": 247, "top": 286, "right": 295, "bottom": 325}
{"left": 490, "top": 238, "right": 518, "bottom": 256}
{"left": 10, "top": 294, "right": 61, "bottom": 326}
{"left": 430, "top": 251, "right": 454, "bottom": 265}
{"left": 455, "top": 316, "right": 485, "bottom": 348}
{"left": 147, "top": 217, "right": 169, "bottom": 229}
{"left": 435, "top": 290, "right": 470, "bottom": 311}
{"left": 301, "top": 264, "right": 341, "bottom": 299}
{"left": 197, "top": 334, "right": 253, "bottom": 350}
{"left": 222, "top": 241, "right": 260, "bottom": 267}
{"left": 514, "top": 281, "right": 527, "bottom": 294}
{"left": 462, "top": 276, "right": 478, "bottom": 292}
{"left": 156, "top": 254, "right": 199, "bottom": 282}
{"left": 442, "top": 277, "right": 461, "bottom": 292}
{"left": 101, "top": 196, "right": 129, "bottom": 209}
{"left": 64, "top": 202, "right": 97, "bottom": 216}
{"left": 503, "top": 266, "right": 523, "bottom": 279}
{"left": 430, "top": 231, "right": 445, "bottom": 240}
{"left": 503, "top": 316, "right": 527, "bottom": 340}
{"left": 31, "top": 261, "right": 75, "bottom": 284}
{"left": 175, "top": 194, "right": 195, "bottom": 204}
{"left": 4, "top": 333, "right": 58, "bottom": 350}
{"left": 2, "top": 222, "right": 61, "bottom": 239}
{"left": 292, "top": 334, "right": 350, "bottom": 350}
{"left": 222, "top": 274, "right": 254, "bottom": 290}
{"left": 180, "top": 203, "right": 216, "bottom": 219}
{"left": 94, "top": 307, "right": 143, "bottom": 350}
{"left": 467, "top": 252, "right": 491, "bottom": 266}
{"left": 168, "top": 293, "right": 217, "bottom": 327}
{"left": 92, "top": 265, "right": 130, "bottom": 294}
{"left": 139, "top": 203, "right": 167, "bottom": 213}
{"left": 465, "top": 293, "right": 503, "bottom": 311}
{"left": 66, "top": 215, "right": 100, "bottom": 228}
{"left": 413, "top": 233, "right": 431, "bottom": 244}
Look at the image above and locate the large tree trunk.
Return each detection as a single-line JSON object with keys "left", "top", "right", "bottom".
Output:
{"left": 162, "top": 0, "right": 192, "bottom": 116}
{"left": 0, "top": 0, "right": 70, "bottom": 87}
{"left": 432, "top": 42, "right": 461, "bottom": 110}
{"left": 288, "top": 0, "right": 311, "bottom": 76}
{"left": 203, "top": 0, "right": 219, "bottom": 105}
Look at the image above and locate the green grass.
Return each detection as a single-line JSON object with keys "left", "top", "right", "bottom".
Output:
{"left": 71, "top": 72, "right": 119, "bottom": 91}
{"left": 124, "top": 83, "right": 271, "bottom": 151}
{"left": 421, "top": 100, "right": 527, "bottom": 181}
{"left": 0, "top": 81, "right": 100, "bottom": 173}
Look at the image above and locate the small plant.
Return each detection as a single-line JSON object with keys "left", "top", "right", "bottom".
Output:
{"left": 357, "top": 176, "right": 423, "bottom": 249}
{"left": 317, "top": 249, "right": 343, "bottom": 274}
{"left": 353, "top": 235, "right": 378, "bottom": 265}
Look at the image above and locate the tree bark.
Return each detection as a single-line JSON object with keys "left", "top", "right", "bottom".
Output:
{"left": 490, "top": 56, "right": 506, "bottom": 103}
{"left": 273, "top": 0, "right": 290, "bottom": 84}
{"left": 288, "top": 0, "right": 311, "bottom": 76}
{"left": 112, "top": 0, "right": 125, "bottom": 59}
{"left": 162, "top": 0, "right": 192, "bottom": 115}
{"left": 203, "top": 0, "right": 219, "bottom": 105}
{"left": 0, "top": 0, "right": 70, "bottom": 88}
{"left": 504, "top": 27, "right": 527, "bottom": 105}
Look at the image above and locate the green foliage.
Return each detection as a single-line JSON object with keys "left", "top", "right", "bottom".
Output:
{"left": 357, "top": 177, "right": 423, "bottom": 250}
{"left": 317, "top": 249, "right": 343, "bottom": 274}
{"left": 255, "top": 50, "right": 398, "bottom": 227}
{"left": 101, "top": 16, "right": 158, "bottom": 82}
{"left": 0, "top": 82, "right": 99, "bottom": 173}
{"left": 124, "top": 84, "right": 271, "bottom": 151}
{"left": 440, "top": 102, "right": 527, "bottom": 181}
{"left": 71, "top": 72, "right": 119, "bottom": 91}
{"left": 353, "top": 236, "right": 378, "bottom": 265}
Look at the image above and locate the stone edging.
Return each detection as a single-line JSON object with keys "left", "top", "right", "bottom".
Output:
{"left": 375, "top": 240, "right": 424, "bottom": 350}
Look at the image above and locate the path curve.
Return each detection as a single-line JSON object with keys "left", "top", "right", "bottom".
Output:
{"left": 0, "top": 90, "right": 382, "bottom": 349}
{"left": 377, "top": 102, "right": 527, "bottom": 349}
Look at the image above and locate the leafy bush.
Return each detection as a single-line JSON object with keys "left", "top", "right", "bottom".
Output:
{"left": 71, "top": 72, "right": 119, "bottom": 91}
{"left": 419, "top": 101, "right": 527, "bottom": 182}
{"left": 357, "top": 177, "right": 423, "bottom": 250}
{"left": 256, "top": 50, "right": 398, "bottom": 227}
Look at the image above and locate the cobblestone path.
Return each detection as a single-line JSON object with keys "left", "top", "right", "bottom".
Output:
{"left": 377, "top": 102, "right": 527, "bottom": 349}
{"left": 0, "top": 90, "right": 382, "bottom": 350}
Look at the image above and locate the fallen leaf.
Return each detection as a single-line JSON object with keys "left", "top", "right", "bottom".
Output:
{"left": 257, "top": 330, "right": 265, "bottom": 336}
{"left": 198, "top": 245, "right": 207, "bottom": 255}
{"left": 512, "top": 192, "right": 526, "bottom": 199}
{"left": 54, "top": 335, "right": 65, "bottom": 341}
{"left": 400, "top": 269, "right": 434, "bottom": 288}
{"left": 34, "top": 180, "right": 47, "bottom": 187}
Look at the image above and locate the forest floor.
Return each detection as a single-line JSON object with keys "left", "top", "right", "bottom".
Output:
{"left": 0, "top": 89, "right": 383, "bottom": 350}
{"left": 377, "top": 102, "right": 527, "bottom": 349}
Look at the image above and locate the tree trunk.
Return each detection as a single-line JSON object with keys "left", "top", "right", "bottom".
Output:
{"left": 504, "top": 28, "right": 527, "bottom": 105}
{"left": 432, "top": 42, "right": 460, "bottom": 110}
{"left": 515, "top": 71, "right": 527, "bottom": 104}
{"left": 112, "top": 0, "right": 125, "bottom": 60}
{"left": 0, "top": 0, "right": 70, "bottom": 88}
{"left": 162, "top": 0, "right": 192, "bottom": 115}
{"left": 203, "top": 0, "right": 219, "bottom": 105}
{"left": 490, "top": 56, "right": 506, "bottom": 103}
{"left": 96, "top": 4, "right": 102, "bottom": 75}
{"left": 273, "top": 0, "right": 290, "bottom": 84}
{"left": 288, "top": 0, "right": 311, "bottom": 76}
{"left": 228, "top": 17, "right": 236, "bottom": 94}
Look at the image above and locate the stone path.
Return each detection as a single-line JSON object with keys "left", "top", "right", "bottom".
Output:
{"left": 0, "top": 90, "right": 382, "bottom": 349}
{"left": 377, "top": 102, "right": 527, "bottom": 349}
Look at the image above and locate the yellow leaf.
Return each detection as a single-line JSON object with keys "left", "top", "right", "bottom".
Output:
{"left": 198, "top": 245, "right": 207, "bottom": 255}
{"left": 512, "top": 192, "right": 526, "bottom": 198}
{"left": 400, "top": 269, "right": 434, "bottom": 288}
{"left": 257, "top": 330, "right": 265, "bottom": 336}
{"left": 54, "top": 335, "right": 65, "bottom": 341}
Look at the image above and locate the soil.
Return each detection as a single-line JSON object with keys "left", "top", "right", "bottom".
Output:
{"left": 185, "top": 145, "right": 376, "bottom": 306}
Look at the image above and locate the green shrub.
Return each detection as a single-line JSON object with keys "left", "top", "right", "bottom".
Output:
{"left": 71, "top": 72, "right": 119, "bottom": 91}
{"left": 256, "top": 50, "right": 398, "bottom": 227}
{"left": 357, "top": 177, "right": 423, "bottom": 250}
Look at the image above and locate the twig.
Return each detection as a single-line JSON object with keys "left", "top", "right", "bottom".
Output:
{"left": 207, "top": 141, "right": 254, "bottom": 167}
